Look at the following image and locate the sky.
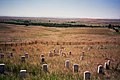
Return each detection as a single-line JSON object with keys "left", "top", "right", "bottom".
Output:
{"left": 0, "top": 0, "right": 120, "bottom": 19}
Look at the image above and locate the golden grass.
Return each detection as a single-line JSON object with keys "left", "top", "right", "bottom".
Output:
{"left": 0, "top": 23, "right": 120, "bottom": 80}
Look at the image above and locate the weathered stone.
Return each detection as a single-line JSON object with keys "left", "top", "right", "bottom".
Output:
{"left": 42, "top": 64, "right": 48, "bottom": 72}
{"left": 65, "top": 60, "right": 70, "bottom": 68}
{"left": 80, "top": 56, "right": 84, "bottom": 60}
{"left": 48, "top": 51, "right": 53, "bottom": 57}
{"left": 104, "top": 60, "right": 110, "bottom": 69}
{"left": 97, "top": 65, "right": 104, "bottom": 74}
{"left": 73, "top": 64, "right": 79, "bottom": 72}
{"left": 24, "top": 53, "right": 28, "bottom": 58}
{"left": 20, "top": 70, "right": 27, "bottom": 78}
{"left": 107, "top": 60, "right": 110, "bottom": 66}
{"left": 84, "top": 71, "right": 91, "bottom": 80}
{"left": 21, "top": 56, "right": 25, "bottom": 62}
{"left": 104, "top": 62, "right": 109, "bottom": 69}
{"left": 54, "top": 49, "right": 59, "bottom": 56}
{"left": 0, "top": 64, "right": 5, "bottom": 74}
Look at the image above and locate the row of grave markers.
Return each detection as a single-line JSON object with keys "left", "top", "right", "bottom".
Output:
{"left": 0, "top": 60, "right": 111, "bottom": 80}
{"left": 0, "top": 52, "right": 111, "bottom": 80}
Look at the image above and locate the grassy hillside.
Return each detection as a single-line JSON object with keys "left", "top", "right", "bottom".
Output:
{"left": 0, "top": 23, "right": 120, "bottom": 80}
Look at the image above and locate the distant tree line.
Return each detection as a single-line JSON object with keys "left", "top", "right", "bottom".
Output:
{"left": 107, "top": 24, "right": 119, "bottom": 32}
{"left": 0, "top": 20, "right": 120, "bottom": 31}
{"left": 0, "top": 20, "right": 101, "bottom": 27}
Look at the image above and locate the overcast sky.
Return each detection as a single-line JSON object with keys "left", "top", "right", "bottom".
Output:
{"left": 0, "top": 0, "right": 120, "bottom": 19}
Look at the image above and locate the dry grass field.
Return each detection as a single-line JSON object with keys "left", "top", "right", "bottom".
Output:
{"left": 0, "top": 23, "right": 120, "bottom": 80}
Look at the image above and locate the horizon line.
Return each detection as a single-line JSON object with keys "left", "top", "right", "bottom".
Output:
{"left": 0, "top": 16, "right": 120, "bottom": 20}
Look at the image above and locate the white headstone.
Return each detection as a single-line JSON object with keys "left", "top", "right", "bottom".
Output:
{"left": 84, "top": 71, "right": 91, "bottom": 80}
{"left": 65, "top": 60, "right": 70, "bottom": 68}
{"left": 21, "top": 56, "right": 25, "bottom": 62}
{"left": 104, "top": 60, "right": 110, "bottom": 69}
{"left": 0, "top": 64, "right": 5, "bottom": 74}
{"left": 42, "top": 64, "right": 48, "bottom": 72}
{"left": 20, "top": 70, "right": 27, "bottom": 78}
{"left": 73, "top": 64, "right": 79, "bottom": 72}
{"left": 97, "top": 65, "right": 104, "bottom": 74}
{"left": 107, "top": 60, "right": 110, "bottom": 66}
{"left": 104, "top": 62, "right": 109, "bottom": 69}
{"left": 48, "top": 51, "right": 53, "bottom": 57}
{"left": 25, "top": 53, "right": 28, "bottom": 58}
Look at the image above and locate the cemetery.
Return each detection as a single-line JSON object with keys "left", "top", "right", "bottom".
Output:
{"left": 0, "top": 23, "right": 120, "bottom": 80}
